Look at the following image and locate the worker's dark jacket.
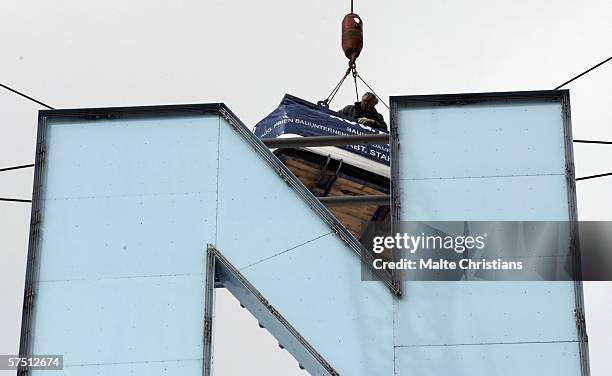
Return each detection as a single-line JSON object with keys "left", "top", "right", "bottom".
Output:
{"left": 339, "top": 102, "right": 387, "bottom": 131}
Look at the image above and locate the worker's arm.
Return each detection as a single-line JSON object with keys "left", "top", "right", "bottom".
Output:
{"left": 360, "top": 113, "right": 387, "bottom": 131}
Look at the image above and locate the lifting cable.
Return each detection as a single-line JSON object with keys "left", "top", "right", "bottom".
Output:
{"left": 355, "top": 72, "right": 389, "bottom": 110}
{"left": 352, "top": 69, "right": 359, "bottom": 102}
{"left": 319, "top": 66, "right": 389, "bottom": 110}
{"left": 0, "top": 83, "right": 54, "bottom": 109}
{"left": 576, "top": 172, "right": 612, "bottom": 181}
{"left": 574, "top": 139, "right": 612, "bottom": 145}
{"left": 0, "top": 197, "right": 31, "bottom": 203}
{"left": 318, "top": 67, "right": 352, "bottom": 108}
{"left": 0, "top": 163, "right": 34, "bottom": 172}
{"left": 554, "top": 56, "right": 612, "bottom": 90}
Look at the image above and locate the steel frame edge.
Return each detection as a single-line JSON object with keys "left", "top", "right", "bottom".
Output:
{"left": 205, "top": 245, "right": 340, "bottom": 376}
{"left": 560, "top": 93, "right": 591, "bottom": 376}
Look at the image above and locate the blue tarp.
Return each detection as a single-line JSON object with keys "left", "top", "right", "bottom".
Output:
{"left": 253, "top": 94, "right": 390, "bottom": 165}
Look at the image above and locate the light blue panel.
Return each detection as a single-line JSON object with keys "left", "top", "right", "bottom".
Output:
{"left": 238, "top": 234, "right": 394, "bottom": 376}
{"left": 394, "top": 282, "right": 577, "bottom": 346}
{"left": 31, "top": 359, "right": 202, "bottom": 376}
{"left": 394, "top": 342, "right": 582, "bottom": 376}
{"left": 394, "top": 94, "right": 583, "bottom": 373}
{"left": 44, "top": 115, "right": 219, "bottom": 198}
{"left": 400, "top": 175, "right": 569, "bottom": 221}
{"left": 31, "top": 275, "right": 204, "bottom": 365}
{"left": 216, "top": 121, "right": 334, "bottom": 269}
{"left": 37, "top": 194, "right": 215, "bottom": 280}
{"left": 397, "top": 102, "right": 566, "bottom": 179}
{"left": 29, "top": 112, "right": 220, "bottom": 375}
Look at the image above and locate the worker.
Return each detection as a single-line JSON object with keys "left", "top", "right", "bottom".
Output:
{"left": 339, "top": 92, "right": 387, "bottom": 131}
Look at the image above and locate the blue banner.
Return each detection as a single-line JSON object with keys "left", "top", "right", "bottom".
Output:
{"left": 253, "top": 94, "right": 390, "bottom": 165}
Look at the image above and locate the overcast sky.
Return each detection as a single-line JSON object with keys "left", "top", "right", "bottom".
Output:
{"left": 1, "top": 0, "right": 611, "bottom": 375}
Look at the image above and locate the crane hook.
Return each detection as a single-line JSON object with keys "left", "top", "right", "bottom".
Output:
{"left": 342, "top": 13, "right": 363, "bottom": 68}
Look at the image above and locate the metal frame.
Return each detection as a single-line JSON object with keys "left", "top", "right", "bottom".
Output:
{"left": 19, "top": 101, "right": 400, "bottom": 373}
{"left": 205, "top": 245, "right": 339, "bottom": 376}
{"left": 559, "top": 93, "right": 591, "bottom": 376}
{"left": 203, "top": 245, "right": 217, "bottom": 376}
{"left": 389, "top": 89, "right": 589, "bottom": 376}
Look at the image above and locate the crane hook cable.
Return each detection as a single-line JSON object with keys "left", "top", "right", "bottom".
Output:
{"left": 319, "top": 67, "right": 352, "bottom": 107}
{"left": 320, "top": 66, "right": 389, "bottom": 110}
{"left": 355, "top": 72, "right": 389, "bottom": 110}
{"left": 353, "top": 69, "right": 359, "bottom": 102}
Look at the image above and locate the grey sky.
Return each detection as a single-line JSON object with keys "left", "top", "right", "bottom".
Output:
{"left": 1, "top": 0, "right": 611, "bottom": 374}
